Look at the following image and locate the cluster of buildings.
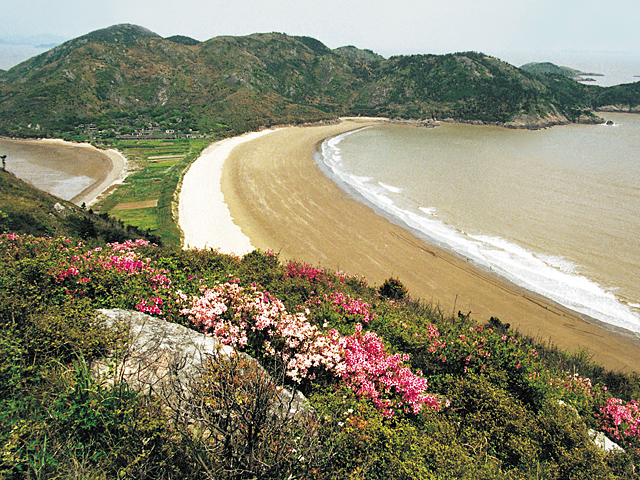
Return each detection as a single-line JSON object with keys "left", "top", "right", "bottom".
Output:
{"left": 75, "top": 122, "right": 205, "bottom": 140}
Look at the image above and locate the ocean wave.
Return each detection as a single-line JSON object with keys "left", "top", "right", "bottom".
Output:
{"left": 318, "top": 133, "right": 640, "bottom": 333}
{"left": 378, "top": 182, "right": 402, "bottom": 193}
{"left": 419, "top": 206, "right": 438, "bottom": 216}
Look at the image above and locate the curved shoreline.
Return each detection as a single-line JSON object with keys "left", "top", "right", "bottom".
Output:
{"left": 0, "top": 137, "right": 127, "bottom": 206}
{"left": 178, "top": 129, "right": 278, "bottom": 254}
{"left": 212, "top": 119, "right": 640, "bottom": 373}
{"left": 77, "top": 148, "right": 127, "bottom": 206}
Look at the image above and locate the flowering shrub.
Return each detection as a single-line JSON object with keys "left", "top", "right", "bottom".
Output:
{"left": 284, "top": 261, "right": 329, "bottom": 284}
{"left": 545, "top": 370, "right": 607, "bottom": 414}
{"left": 0, "top": 235, "right": 442, "bottom": 417}
{"left": 338, "top": 323, "right": 443, "bottom": 416}
{"left": 0, "top": 234, "right": 174, "bottom": 319}
{"left": 283, "top": 260, "right": 370, "bottom": 293}
{"left": 179, "top": 282, "right": 343, "bottom": 382}
{"left": 306, "top": 291, "right": 376, "bottom": 326}
{"left": 597, "top": 397, "right": 640, "bottom": 441}
{"left": 425, "top": 324, "right": 535, "bottom": 376}
{"left": 549, "top": 371, "right": 592, "bottom": 396}
{"left": 180, "top": 282, "right": 442, "bottom": 416}
{"left": 48, "top": 239, "right": 173, "bottom": 317}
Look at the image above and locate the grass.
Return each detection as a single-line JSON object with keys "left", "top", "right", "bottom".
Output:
{"left": 108, "top": 207, "right": 158, "bottom": 232}
{"left": 94, "top": 138, "right": 211, "bottom": 246}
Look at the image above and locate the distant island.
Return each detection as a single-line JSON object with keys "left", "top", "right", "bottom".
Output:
{"left": 520, "top": 62, "right": 605, "bottom": 82}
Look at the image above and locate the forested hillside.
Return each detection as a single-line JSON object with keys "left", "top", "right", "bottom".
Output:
{"left": 2, "top": 24, "right": 639, "bottom": 139}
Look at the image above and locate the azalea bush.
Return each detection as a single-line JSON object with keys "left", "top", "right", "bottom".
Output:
{"left": 598, "top": 397, "right": 640, "bottom": 443}
{"left": 0, "top": 234, "right": 177, "bottom": 318}
{"left": 304, "top": 291, "right": 376, "bottom": 334}
{"left": 180, "top": 281, "right": 444, "bottom": 417}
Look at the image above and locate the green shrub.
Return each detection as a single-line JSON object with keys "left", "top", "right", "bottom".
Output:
{"left": 378, "top": 277, "right": 408, "bottom": 300}
{"left": 1, "top": 357, "right": 194, "bottom": 479}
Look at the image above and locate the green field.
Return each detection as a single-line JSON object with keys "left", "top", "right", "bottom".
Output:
{"left": 95, "top": 138, "right": 211, "bottom": 246}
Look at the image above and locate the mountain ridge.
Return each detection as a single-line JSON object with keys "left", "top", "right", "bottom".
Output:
{"left": 1, "top": 24, "right": 638, "bottom": 138}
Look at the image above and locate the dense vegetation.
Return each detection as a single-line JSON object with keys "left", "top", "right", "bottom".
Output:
{"left": 1, "top": 24, "right": 640, "bottom": 139}
{"left": 3, "top": 176, "right": 640, "bottom": 479}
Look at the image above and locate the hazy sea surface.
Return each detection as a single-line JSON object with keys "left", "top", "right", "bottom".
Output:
{"left": 496, "top": 51, "right": 640, "bottom": 87}
{"left": 318, "top": 113, "right": 640, "bottom": 333}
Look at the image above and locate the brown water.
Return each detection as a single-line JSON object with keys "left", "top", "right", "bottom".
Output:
{"left": 320, "top": 113, "right": 640, "bottom": 332}
{"left": 0, "top": 139, "right": 110, "bottom": 203}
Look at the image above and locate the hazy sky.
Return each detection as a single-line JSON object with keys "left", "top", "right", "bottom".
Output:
{"left": 3, "top": 0, "right": 640, "bottom": 66}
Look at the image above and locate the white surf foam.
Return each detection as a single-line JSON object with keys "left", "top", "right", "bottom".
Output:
{"left": 378, "top": 182, "right": 402, "bottom": 193}
{"left": 319, "top": 133, "right": 640, "bottom": 333}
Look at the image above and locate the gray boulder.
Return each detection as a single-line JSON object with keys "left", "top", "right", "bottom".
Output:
{"left": 589, "top": 429, "right": 625, "bottom": 453}
{"left": 94, "top": 308, "right": 310, "bottom": 416}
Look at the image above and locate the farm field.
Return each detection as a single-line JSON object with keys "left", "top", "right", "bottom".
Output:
{"left": 95, "top": 138, "right": 210, "bottom": 246}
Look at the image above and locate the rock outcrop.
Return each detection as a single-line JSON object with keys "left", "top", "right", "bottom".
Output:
{"left": 94, "top": 309, "right": 310, "bottom": 416}
{"left": 589, "top": 429, "right": 624, "bottom": 453}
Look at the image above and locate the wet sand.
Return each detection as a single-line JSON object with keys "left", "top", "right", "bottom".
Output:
{"left": 0, "top": 138, "right": 126, "bottom": 205}
{"left": 215, "top": 119, "right": 640, "bottom": 373}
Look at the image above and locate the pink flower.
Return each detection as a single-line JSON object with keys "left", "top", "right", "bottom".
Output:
{"left": 180, "top": 282, "right": 442, "bottom": 416}
{"left": 598, "top": 398, "right": 640, "bottom": 440}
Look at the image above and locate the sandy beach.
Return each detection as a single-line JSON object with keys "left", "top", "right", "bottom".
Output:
{"left": 0, "top": 137, "right": 127, "bottom": 206}
{"left": 81, "top": 148, "right": 127, "bottom": 206}
{"left": 171, "top": 118, "right": 640, "bottom": 373}
{"left": 179, "top": 129, "right": 278, "bottom": 254}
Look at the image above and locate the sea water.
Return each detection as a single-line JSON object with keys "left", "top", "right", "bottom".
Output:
{"left": 0, "top": 139, "right": 107, "bottom": 202}
{"left": 6, "top": 160, "right": 95, "bottom": 201}
{"left": 318, "top": 113, "right": 640, "bottom": 333}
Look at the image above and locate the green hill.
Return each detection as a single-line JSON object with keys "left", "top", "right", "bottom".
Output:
{"left": 2, "top": 184, "right": 640, "bottom": 477}
{"left": 4, "top": 24, "right": 639, "bottom": 139}
{"left": 165, "top": 35, "right": 201, "bottom": 46}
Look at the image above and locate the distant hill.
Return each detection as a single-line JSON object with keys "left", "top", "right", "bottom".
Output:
{"left": 0, "top": 33, "right": 67, "bottom": 47}
{"left": 520, "top": 62, "right": 582, "bottom": 79}
{"left": 165, "top": 35, "right": 201, "bottom": 46}
{"left": 334, "top": 45, "right": 385, "bottom": 62}
{"left": 1, "top": 24, "right": 639, "bottom": 138}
